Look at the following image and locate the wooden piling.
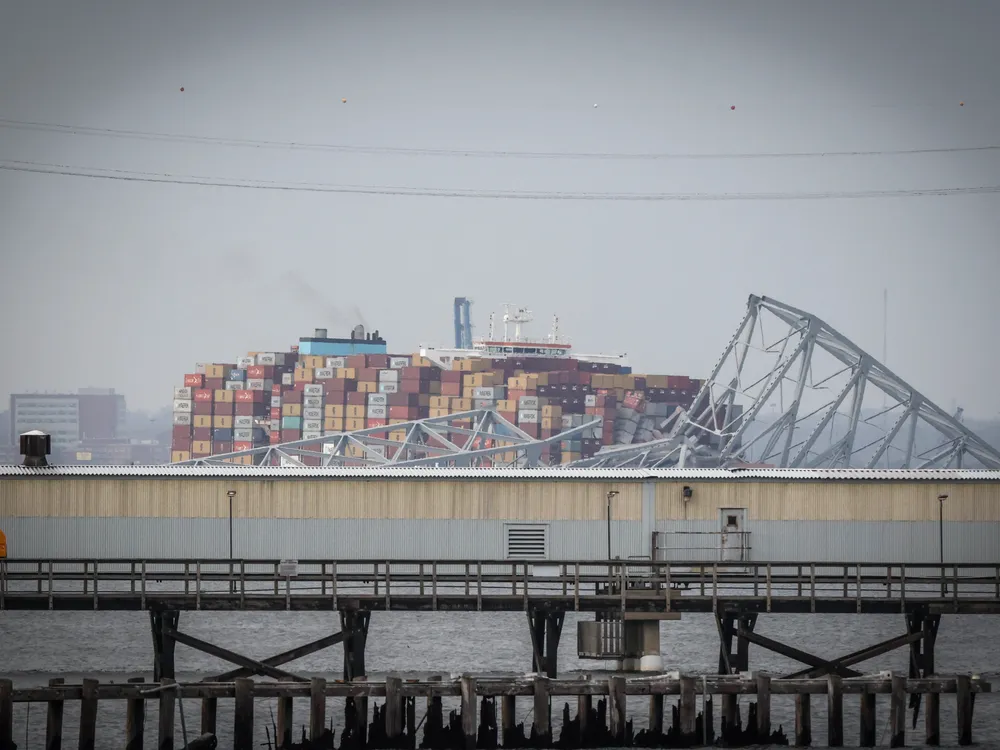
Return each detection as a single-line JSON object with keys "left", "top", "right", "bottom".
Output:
{"left": 310, "top": 677, "right": 327, "bottom": 742}
{"left": 827, "top": 674, "right": 844, "bottom": 748}
{"left": 578, "top": 689, "right": 591, "bottom": 737}
{"left": 46, "top": 677, "right": 65, "bottom": 750}
{"left": 703, "top": 689, "right": 714, "bottom": 746}
{"left": 233, "top": 678, "right": 254, "bottom": 750}
{"left": 679, "top": 676, "right": 696, "bottom": 737}
{"left": 859, "top": 687, "right": 876, "bottom": 747}
{"left": 533, "top": 676, "right": 551, "bottom": 746}
{"left": 721, "top": 693, "right": 738, "bottom": 733}
{"left": 0, "top": 679, "right": 12, "bottom": 750}
{"left": 755, "top": 673, "right": 771, "bottom": 740}
{"left": 795, "top": 693, "right": 811, "bottom": 747}
{"left": 648, "top": 693, "right": 663, "bottom": 735}
{"left": 126, "top": 677, "right": 146, "bottom": 750}
{"left": 156, "top": 678, "right": 174, "bottom": 750}
{"left": 199, "top": 695, "right": 216, "bottom": 739}
{"left": 925, "top": 689, "right": 940, "bottom": 746}
{"left": 386, "top": 675, "right": 404, "bottom": 744}
{"left": 608, "top": 675, "right": 626, "bottom": 744}
{"left": 957, "top": 675, "right": 973, "bottom": 746}
{"left": 277, "top": 695, "right": 293, "bottom": 748}
{"left": 890, "top": 674, "right": 906, "bottom": 748}
{"left": 461, "top": 676, "right": 477, "bottom": 750}
{"left": 79, "top": 678, "right": 99, "bottom": 750}
{"left": 355, "top": 675, "right": 368, "bottom": 748}
{"left": 406, "top": 696, "right": 416, "bottom": 750}
{"left": 500, "top": 694, "right": 515, "bottom": 746}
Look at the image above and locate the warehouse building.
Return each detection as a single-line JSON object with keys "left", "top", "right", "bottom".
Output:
{"left": 1, "top": 466, "right": 998, "bottom": 561}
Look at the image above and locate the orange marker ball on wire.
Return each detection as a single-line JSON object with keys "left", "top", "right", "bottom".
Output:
{"left": 180, "top": 87, "right": 185, "bottom": 92}
{"left": 730, "top": 105, "right": 736, "bottom": 110}
{"left": 959, "top": 101, "right": 964, "bottom": 106}
{"left": 342, "top": 98, "right": 347, "bottom": 103}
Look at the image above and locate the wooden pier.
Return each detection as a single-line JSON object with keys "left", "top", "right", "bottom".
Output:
{"left": 0, "top": 673, "right": 991, "bottom": 749}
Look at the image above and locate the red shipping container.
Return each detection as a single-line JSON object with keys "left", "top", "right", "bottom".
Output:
{"left": 346, "top": 392, "right": 367, "bottom": 406}
{"left": 441, "top": 371, "right": 463, "bottom": 384}
{"left": 498, "top": 411, "right": 517, "bottom": 424}
{"left": 183, "top": 373, "right": 204, "bottom": 387}
{"left": 398, "top": 379, "right": 423, "bottom": 394}
{"left": 324, "top": 389, "right": 347, "bottom": 405}
{"left": 270, "top": 431, "right": 281, "bottom": 443}
{"left": 193, "top": 402, "right": 212, "bottom": 416}
{"left": 193, "top": 427, "right": 212, "bottom": 441}
{"left": 357, "top": 368, "right": 379, "bottom": 382}
{"left": 283, "top": 389, "right": 303, "bottom": 404}
{"left": 172, "top": 438, "right": 192, "bottom": 452}
{"left": 346, "top": 355, "right": 367, "bottom": 369}
{"left": 234, "top": 402, "right": 264, "bottom": 416}
{"left": 204, "top": 378, "right": 224, "bottom": 390}
{"left": 325, "top": 378, "right": 355, "bottom": 391}
{"left": 440, "top": 382, "right": 461, "bottom": 397}
{"left": 387, "top": 393, "right": 419, "bottom": 406}
{"left": 213, "top": 442, "right": 233, "bottom": 453}
{"left": 234, "top": 441, "right": 253, "bottom": 452}
{"left": 281, "top": 430, "right": 301, "bottom": 442}
{"left": 367, "top": 354, "right": 389, "bottom": 369}
{"left": 235, "top": 390, "right": 263, "bottom": 403}
{"left": 247, "top": 365, "right": 274, "bottom": 379}
{"left": 520, "top": 424, "right": 540, "bottom": 439}
{"left": 366, "top": 419, "right": 387, "bottom": 428}
{"left": 172, "top": 425, "right": 192, "bottom": 440}
{"left": 193, "top": 389, "right": 213, "bottom": 402}
{"left": 388, "top": 406, "right": 417, "bottom": 420}
{"left": 213, "top": 401, "right": 234, "bottom": 415}
{"left": 268, "top": 407, "right": 280, "bottom": 420}
{"left": 401, "top": 366, "right": 433, "bottom": 381}
{"left": 272, "top": 384, "right": 283, "bottom": 395}
{"left": 300, "top": 455, "right": 321, "bottom": 467}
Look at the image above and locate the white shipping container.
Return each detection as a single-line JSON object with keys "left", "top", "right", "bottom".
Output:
{"left": 236, "top": 357, "right": 254, "bottom": 368}
{"left": 519, "top": 396, "right": 540, "bottom": 409}
{"left": 225, "top": 381, "right": 244, "bottom": 391}
{"left": 247, "top": 379, "right": 266, "bottom": 391}
{"left": 173, "top": 413, "right": 192, "bottom": 426}
{"left": 303, "top": 396, "right": 323, "bottom": 408}
{"left": 233, "top": 429, "right": 253, "bottom": 441}
{"left": 379, "top": 369, "right": 399, "bottom": 382}
{"left": 367, "top": 394, "right": 388, "bottom": 406}
{"left": 473, "top": 387, "right": 502, "bottom": 399}
{"left": 562, "top": 415, "right": 574, "bottom": 428}
{"left": 303, "top": 384, "right": 324, "bottom": 396}
{"left": 256, "top": 353, "right": 276, "bottom": 366}
{"left": 270, "top": 396, "right": 282, "bottom": 408}
{"left": 174, "top": 387, "right": 193, "bottom": 400}
{"left": 323, "top": 443, "right": 338, "bottom": 455}
{"left": 303, "top": 430, "right": 322, "bottom": 440}
{"left": 274, "top": 353, "right": 287, "bottom": 366}
{"left": 195, "top": 363, "right": 208, "bottom": 375}
{"left": 378, "top": 382, "right": 398, "bottom": 394}
{"left": 303, "top": 420, "right": 322, "bottom": 431}
{"left": 326, "top": 357, "right": 347, "bottom": 369}
{"left": 367, "top": 406, "right": 388, "bottom": 419}
{"left": 270, "top": 419, "right": 281, "bottom": 432}
{"left": 235, "top": 416, "right": 254, "bottom": 428}
{"left": 315, "top": 368, "right": 334, "bottom": 380}
{"left": 389, "top": 357, "right": 410, "bottom": 369}
{"left": 173, "top": 400, "right": 193, "bottom": 413}
{"left": 367, "top": 445, "right": 387, "bottom": 457}
{"left": 518, "top": 410, "right": 539, "bottom": 423}
{"left": 303, "top": 408, "right": 322, "bottom": 420}
{"left": 585, "top": 394, "right": 597, "bottom": 407}
{"left": 280, "top": 373, "right": 291, "bottom": 386}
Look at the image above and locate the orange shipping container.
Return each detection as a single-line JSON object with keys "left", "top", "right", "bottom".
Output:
{"left": 193, "top": 415, "right": 212, "bottom": 428}
{"left": 345, "top": 418, "right": 365, "bottom": 431}
{"left": 192, "top": 440, "right": 212, "bottom": 454}
{"left": 429, "top": 408, "right": 449, "bottom": 418}
{"left": 213, "top": 415, "right": 234, "bottom": 429}
{"left": 346, "top": 405, "right": 365, "bottom": 419}
{"left": 282, "top": 403, "right": 302, "bottom": 417}
{"left": 430, "top": 396, "right": 450, "bottom": 409}
{"left": 336, "top": 368, "right": 357, "bottom": 380}
{"left": 358, "top": 381, "right": 376, "bottom": 393}
{"left": 205, "top": 364, "right": 227, "bottom": 379}
{"left": 171, "top": 450, "right": 191, "bottom": 462}
{"left": 325, "top": 417, "right": 344, "bottom": 431}
{"left": 324, "top": 404, "right": 345, "bottom": 418}
{"left": 214, "top": 390, "right": 235, "bottom": 403}
{"left": 294, "top": 367, "right": 314, "bottom": 383}
{"left": 541, "top": 405, "right": 562, "bottom": 418}
{"left": 451, "top": 398, "right": 472, "bottom": 411}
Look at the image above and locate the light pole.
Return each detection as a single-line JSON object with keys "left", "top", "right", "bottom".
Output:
{"left": 606, "top": 490, "right": 619, "bottom": 560}
{"left": 938, "top": 493, "right": 948, "bottom": 596}
{"left": 227, "top": 490, "right": 237, "bottom": 560}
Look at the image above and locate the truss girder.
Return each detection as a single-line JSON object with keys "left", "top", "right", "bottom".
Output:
{"left": 565, "top": 294, "right": 999, "bottom": 470}
{"left": 173, "top": 409, "right": 604, "bottom": 468}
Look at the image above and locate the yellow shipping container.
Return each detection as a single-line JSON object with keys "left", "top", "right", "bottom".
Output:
{"left": 541, "top": 417, "right": 560, "bottom": 430}
{"left": 389, "top": 418, "right": 408, "bottom": 425}
{"left": 171, "top": 450, "right": 191, "bottom": 463}
{"left": 336, "top": 368, "right": 357, "bottom": 380}
{"left": 192, "top": 440, "right": 212, "bottom": 454}
{"left": 508, "top": 376, "right": 528, "bottom": 390}
{"left": 541, "top": 405, "right": 562, "bottom": 418}
{"left": 427, "top": 382, "right": 441, "bottom": 395}
{"left": 222, "top": 455, "right": 254, "bottom": 465}
{"left": 193, "top": 415, "right": 212, "bottom": 428}
{"left": 430, "top": 396, "right": 450, "bottom": 409}
{"left": 411, "top": 355, "right": 432, "bottom": 367}
{"left": 282, "top": 403, "right": 302, "bottom": 417}
{"left": 294, "top": 367, "right": 314, "bottom": 383}
{"left": 429, "top": 408, "right": 449, "bottom": 418}
{"left": 345, "top": 418, "right": 365, "bottom": 431}
{"left": 346, "top": 405, "right": 365, "bottom": 419}
{"left": 214, "top": 390, "right": 234, "bottom": 403}
{"left": 325, "top": 404, "right": 345, "bottom": 418}
{"left": 389, "top": 429, "right": 407, "bottom": 442}
{"left": 451, "top": 398, "right": 472, "bottom": 412}
{"left": 304, "top": 355, "right": 324, "bottom": 369}
{"left": 324, "top": 417, "right": 344, "bottom": 431}
{"left": 213, "top": 415, "right": 234, "bottom": 429}
{"left": 205, "top": 364, "right": 226, "bottom": 379}
{"left": 358, "top": 381, "right": 376, "bottom": 393}
{"left": 462, "top": 387, "right": 476, "bottom": 399}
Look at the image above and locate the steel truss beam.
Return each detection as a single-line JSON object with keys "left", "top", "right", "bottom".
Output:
{"left": 174, "top": 408, "right": 604, "bottom": 468}
{"left": 566, "top": 294, "right": 1000, "bottom": 469}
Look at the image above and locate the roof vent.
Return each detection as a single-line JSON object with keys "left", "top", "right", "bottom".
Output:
{"left": 20, "top": 430, "right": 51, "bottom": 467}
{"left": 314, "top": 328, "right": 328, "bottom": 339}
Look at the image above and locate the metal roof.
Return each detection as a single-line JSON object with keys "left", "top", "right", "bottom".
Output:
{"left": 0, "top": 465, "right": 998, "bottom": 481}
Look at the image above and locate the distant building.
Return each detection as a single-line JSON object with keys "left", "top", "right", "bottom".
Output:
{"left": 9, "top": 389, "right": 126, "bottom": 454}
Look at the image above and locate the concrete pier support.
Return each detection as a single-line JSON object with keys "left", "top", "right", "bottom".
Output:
{"left": 615, "top": 621, "right": 663, "bottom": 672}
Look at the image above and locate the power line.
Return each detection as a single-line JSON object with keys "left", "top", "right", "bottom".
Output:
{"left": 1, "top": 117, "right": 998, "bottom": 161}
{"left": 3, "top": 159, "right": 999, "bottom": 201}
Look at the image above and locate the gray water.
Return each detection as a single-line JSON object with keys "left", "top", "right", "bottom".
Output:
{"left": 1, "top": 611, "right": 998, "bottom": 748}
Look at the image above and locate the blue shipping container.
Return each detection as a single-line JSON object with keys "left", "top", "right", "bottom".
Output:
{"left": 281, "top": 416, "right": 302, "bottom": 430}
{"left": 228, "top": 369, "right": 246, "bottom": 381}
{"left": 213, "top": 428, "right": 234, "bottom": 442}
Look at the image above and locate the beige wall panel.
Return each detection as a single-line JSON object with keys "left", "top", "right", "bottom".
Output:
{"left": 654, "top": 481, "right": 1000, "bottom": 522}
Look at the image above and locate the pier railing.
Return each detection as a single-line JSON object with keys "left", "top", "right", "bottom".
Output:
{"left": 2, "top": 559, "right": 999, "bottom": 613}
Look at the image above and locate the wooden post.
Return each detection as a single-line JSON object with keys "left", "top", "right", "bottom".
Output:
{"left": 827, "top": 674, "right": 844, "bottom": 748}
{"left": 126, "top": 677, "right": 146, "bottom": 750}
{"left": 578, "top": 692, "right": 592, "bottom": 737}
{"left": 721, "top": 694, "right": 738, "bottom": 734}
{"left": 649, "top": 694, "right": 663, "bottom": 736}
{"left": 200, "top": 695, "right": 217, "bottom": 739}
{"left": 46, "top": 677, "right": 65, "bottom": 750}
{"left": 890, "top": 674, "right": 906, "bottom": 748}
{"left": 500, "top": 695, "right": 515, "bottom": 746}
{"left": 355, "top": 675, "right": 368, "bottom": 749}
{"left": 79, "top": 678, "right": 99, "bottom": 750}
{"left": 534, "top": 676, "right": 551, "bottom": 747}
{"left": 233, "top": 678, "right": 254, "bottom": 750}
{"left": 608, "top": 676, "right": 626, "bottom": 744}
{"left": 406, "top": 696, "right": 416, "bottom": 750}
{"left": 795, "top": 693, "right": 811, "bottom": 747}
{"left": 859, "top": 687, "right": 876, "bottom": 747}
{"left": 156, "top": 678, "right": 175, "bottom": 750}
{"left": 310, "top": 677, "right": 327, "bottom": 743}
{"left": 755, "top": 673, "right": 771, "bottom": 740}
{"left": 0, "top": 679, "right": 12, "bottom": 750}
{"left": 386, "top": 675, "right": 404, "bottom": 744}
{"left": 956, "top": 675, "right": 973, "bottom": 746}
{"left": 679, "top": 676, "right": 696, "bottom": 737}
{"left": 461, "top": 676, "right": 478, "bottom": 750}
{"left": 277, "top": 695, "right": 294, "bottom": 749}
{"left": 925, "top": 689, "right": 940, "bottom": 746}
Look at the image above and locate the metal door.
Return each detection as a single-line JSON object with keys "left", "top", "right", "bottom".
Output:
{"left": 719, "top": 509, "right": 746, "bottom": 562}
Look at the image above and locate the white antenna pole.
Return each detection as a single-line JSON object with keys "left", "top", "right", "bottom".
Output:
{"left": 883, "top": 288, "right": 888, "bottom": 468}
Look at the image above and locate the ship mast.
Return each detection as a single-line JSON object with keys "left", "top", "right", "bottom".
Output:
{"left": 501, "top": 304, "right": 533, "bottom": 342}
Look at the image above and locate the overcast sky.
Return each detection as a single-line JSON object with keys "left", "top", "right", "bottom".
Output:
{"left": 1, "top": 1, "right": 998, "bottom": 416}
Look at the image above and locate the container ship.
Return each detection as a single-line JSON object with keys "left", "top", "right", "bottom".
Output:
{"left": 169, "top": 303, "right": 702, "bottom": 466}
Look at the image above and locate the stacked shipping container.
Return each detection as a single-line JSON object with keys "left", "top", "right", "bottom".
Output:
{"left": 170, "top": 335, "right": 702, "bottom": 466}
